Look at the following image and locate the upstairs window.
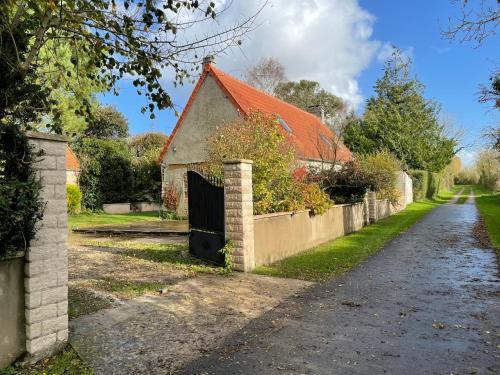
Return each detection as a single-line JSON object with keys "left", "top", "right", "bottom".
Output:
{"left": 276, "top": 115, "right": 293, "bottom": 133}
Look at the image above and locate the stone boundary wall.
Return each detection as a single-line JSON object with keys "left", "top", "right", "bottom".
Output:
{"left": 253, "top": 203, "right": 365, "bottom": 267}
{"left": 223, "top": 163, "right": 412, "bottom": 272}
{"left": 102, "top": 202, "right": 161, "bottom": 214}
{"left": 24, "top": 132, "right": 69, "bottom": 362}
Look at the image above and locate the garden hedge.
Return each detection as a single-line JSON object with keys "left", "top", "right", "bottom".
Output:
{"left": 409, "top": 168, "right": 454, "bottom": 201}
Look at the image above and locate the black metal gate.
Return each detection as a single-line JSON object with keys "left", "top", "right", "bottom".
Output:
{"left": 187, "top": 170, "right": 225, "bottom": 265}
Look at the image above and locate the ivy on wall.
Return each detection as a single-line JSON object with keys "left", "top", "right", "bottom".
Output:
{"left": 0, "top": 123, "right": 44, "bottom": 258}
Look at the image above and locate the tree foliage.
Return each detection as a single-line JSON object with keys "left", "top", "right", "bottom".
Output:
{"left": 443, "top": 0, "right": 499, "bottom": 46}
{"left": 343, "top": 50, "right": 457, "bottom": 172}
{"left": 274, "top": 80, "right": 347, "bottom": 125}
{"left": 206, "top": 111, "right": 332, "bottom": 215}
{"left": 76, "top": 138, "right": 133, "bottom": 210}
{"left": 83, "top": 105, "right": 129, "bottom": 139}
{"left": 245, "top": 57, "right": 286, "bottom": 94}
{"left": 0, "top": 0, "right": 257, "bottom": 132}
{"left": 129, "top": 132, "right": 168, "bottom": 157}
{"left": 0, "top": 122, "right": 44, "bottom": 257}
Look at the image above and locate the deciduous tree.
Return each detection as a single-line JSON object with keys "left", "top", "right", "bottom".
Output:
{"left": 274, "top": 80, "right": 347, "bottom": 126}
{"left": 0, "top": 0, "right": 259, "bottom": 132}
{"left": 245, "top": 57, "right": 286, "bottom": 94}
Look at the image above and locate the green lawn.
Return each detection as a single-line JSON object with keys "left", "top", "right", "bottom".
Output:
{"left": 69, "top": 211, "right": 161, "bottom": 228}
{"left": 472, "top": 185, "right": 500, "bottom": 249}
{"left": 254, "top": 189, "right": 458, "bottom": 282}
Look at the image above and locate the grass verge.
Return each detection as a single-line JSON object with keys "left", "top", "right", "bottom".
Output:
{"left": 0, "top": 346, "right": 92, "bottom": 375}
{"left": 254, "top": 195, "right": 454, "bottom": 282}
{"left": 472, "top": 185, "right": 500, "bottom": 249}
{"left": 69, "top": 211, "right": 162, "bottom": 228}
{"left": 456, "top": 185, "right": 472, "bottom": 204}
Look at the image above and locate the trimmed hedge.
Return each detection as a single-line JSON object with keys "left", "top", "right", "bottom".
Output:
{"left": 409, "top": 169, "right": 454, "bottom": 201}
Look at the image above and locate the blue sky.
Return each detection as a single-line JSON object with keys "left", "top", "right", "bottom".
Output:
{"left": 99, "top": 0, "right": 499, "bottom": 165}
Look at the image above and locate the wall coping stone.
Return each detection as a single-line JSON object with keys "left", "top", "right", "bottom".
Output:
{"left": 223, "top": 159, "right": 253, "bottom": 164}
{"left": 0, "top": 251, "right": 26, "bottom": 261}
{"left": 26, "top": 131, "right": 68, "bottom": 143}
{"left": 253, "top": 202, "right": 365, "bottom": 221}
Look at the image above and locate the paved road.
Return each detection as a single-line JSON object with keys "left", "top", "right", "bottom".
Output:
{"left": 180, "top": 196, "right": 500, "bottom": 374}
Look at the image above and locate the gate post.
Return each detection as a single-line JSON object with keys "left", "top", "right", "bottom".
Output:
{"left": 223, "top": 160, "right": 254, "bottom": 272}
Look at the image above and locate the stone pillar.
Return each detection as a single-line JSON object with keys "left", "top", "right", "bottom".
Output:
{"left": 223, "top": 160, "right": 254, "bottom": 272}
{"left": 363, "top": 192, "right": 370, "bottom": 226}
{"left": 368, "top": 191, "right": 377, "bottom": 223}
{"left": 25, "top": 132, "right": 68, "bottom": 361}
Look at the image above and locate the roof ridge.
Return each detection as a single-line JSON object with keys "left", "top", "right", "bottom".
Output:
{"left": 208, "top": 64, "right": 329, "bottom": 127}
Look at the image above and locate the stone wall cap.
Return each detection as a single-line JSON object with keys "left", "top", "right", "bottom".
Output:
{"left": 223, "top": 159, "right": 253, "bottom": 164}
{"left": 0, "top": 250, "right": 26, "bottom": 261}
{"left": 27, "top": 131, "right": 68, "bottom": 143}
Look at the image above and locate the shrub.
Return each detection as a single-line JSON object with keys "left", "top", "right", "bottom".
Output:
{"left": 316, "top": 150, "right": 401, "bottom": 205}
{"left": 300, "top": 183, "right": 333, "bottom": 214}
{"left": 358, "top": 150, "right": 401, "bottom": 204}
{"left": 131, "top": 147, "right": 162, "bottom": 202}
{"left": 67, "top": 184, "right": 82, "bottom": 214}
{"left": 0, "top": 124, "right": 44, "bottom": 258}
{"left": 76, "top": 138, "right": 133, "bottom": 210}
{"left": 207, "top": 111, "right": 332, "bottom": 215}
{"left": 314, "top": 160, "right": 372, "bottom": 204}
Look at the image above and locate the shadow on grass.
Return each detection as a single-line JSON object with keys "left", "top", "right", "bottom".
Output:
{"left": 81, "top": 239, "right": 220, "bottom": 273}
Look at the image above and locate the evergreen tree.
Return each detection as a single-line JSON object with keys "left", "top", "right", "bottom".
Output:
{"left": 344, "top": 49, "right": 457, "bottom": 171}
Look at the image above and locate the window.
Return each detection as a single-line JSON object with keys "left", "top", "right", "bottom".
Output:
{"left": 276, "top": 115, "right": 293, "bottom": 133}
{"left": 319, "top": 133, "right": 331, "bottom": 146}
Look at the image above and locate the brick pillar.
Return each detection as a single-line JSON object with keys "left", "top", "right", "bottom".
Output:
{"left": 224, "top": 160, "right": 254, "bottom": 272}
{"left": 25, "top": 132, "right": 68, "bottom": 361}
{"left": 368, "top": 191, "right": 377, "bottom": 223}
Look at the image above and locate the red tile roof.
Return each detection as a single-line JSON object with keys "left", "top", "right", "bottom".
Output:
{"left": 66, "top": 146, "right": 80, "bottom": 171}
{"left": 159, "top": 64, "right": 352, "bottom": 163}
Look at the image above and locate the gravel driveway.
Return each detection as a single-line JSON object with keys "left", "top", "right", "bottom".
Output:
{"left": 180, "top": 195, "right": 500, "bottom": 374}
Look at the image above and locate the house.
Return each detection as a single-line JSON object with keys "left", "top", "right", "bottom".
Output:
{"left": 66, "top": 145, "right": 80, "bottom": 185}
{"left": 158, "top": 56, "right": 352, "bottom": 214}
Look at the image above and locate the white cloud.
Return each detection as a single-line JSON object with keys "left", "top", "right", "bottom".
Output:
{"left": 154, "top": 0, "right": 397, "bottom": 111}
{"left": 195, "top": 0, "right": 381, "bottom": 109}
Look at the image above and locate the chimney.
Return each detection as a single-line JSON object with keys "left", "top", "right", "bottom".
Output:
{"left": 307, "top": 105, "right": 325, "bottom": 124}
{"left": 203, "top": 55, "right": 215, "bottom": 67}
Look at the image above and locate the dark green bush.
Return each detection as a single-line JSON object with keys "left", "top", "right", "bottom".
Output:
{"left": 67, "top": 184, "right": 82, "bottom": 214}
{"left": 0, "top": 124, "right": 44, "bottom": 258}
{"left": 409, "top": 168, "right": 455, "bottom": 201}
{"left": 76, "top": 138, "right": 133, "bottom": 210}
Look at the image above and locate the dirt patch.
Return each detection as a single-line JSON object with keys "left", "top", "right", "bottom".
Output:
{"left": 473, "top": 216, "right": 493, "bottom": 249}
{"left": 70, "top": 273, "right": 312, "bottom": 374}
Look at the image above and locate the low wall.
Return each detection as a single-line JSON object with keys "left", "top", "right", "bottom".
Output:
{"left": 103, "top": 203, "right": 132, "bottom": 214}
{"left": 0, "top": 254, "right": 26, "bottom": 367}
{"left": 254, "top": 203, "right": 365, "bottom": 267}
{"left": 376, "top": 199, "right": 395, "bottom": 220}
{"left": 103, "top": 202, "right": 160, "bottom": 214}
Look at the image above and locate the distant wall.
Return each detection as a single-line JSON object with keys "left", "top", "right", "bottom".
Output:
{"left": 253, "top": 203, "right": 366, "bottom": 267}
{"left": 103, "top": 202, "right": 160, "bottom": 214}
{"left": 0, "top": 255, "right": 25, "bottom": 367}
